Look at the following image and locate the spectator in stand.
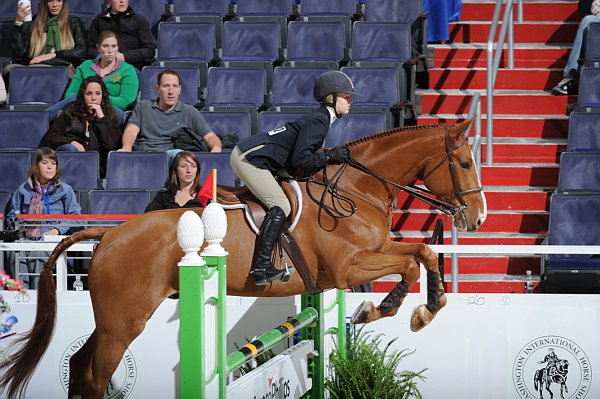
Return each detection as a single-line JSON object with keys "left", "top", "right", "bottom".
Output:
{"left": 7, "top": 0, "right": 85, "bottom": 79}
{"left": 4, "top": 147, "right": 81, "bottom": 288}
{"left": 552, "top": 0, "right": 600, "bottom": 95}
{"left": 120, "top": 69, "right": 221, "bottom": 163}
{"left": 145, "top": 151, "right": 203, "bottom": 212}
{"left": 45, "top": 76, "right": 122, "bottom": 173}
{"left": 46, "top": 30, "right": 139, "bottom": 123}
{"left": 86, "top": 0, "right": 156, "bottom": 69}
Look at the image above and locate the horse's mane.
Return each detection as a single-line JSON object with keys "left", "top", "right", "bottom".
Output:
{"left": 345, "top": 123, "right": 441, "bottom": 147}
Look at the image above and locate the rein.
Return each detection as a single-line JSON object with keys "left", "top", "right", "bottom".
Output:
{"left": 310, "top": 125, "right": 483, "bottom": 220}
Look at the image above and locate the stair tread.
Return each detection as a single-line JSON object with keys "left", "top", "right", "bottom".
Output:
{"left": 418, "top": 88, "right": 567, "bottom": 95}
{"left": 421, "top": 113, "right": 569, "bottom": 119}
{"left": 430, "top": 43, "right": 572, "bottom": 50}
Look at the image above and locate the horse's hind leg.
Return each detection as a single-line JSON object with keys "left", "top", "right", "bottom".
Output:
{"left": 68, "top": 331, "right": 97, "bottom": 399}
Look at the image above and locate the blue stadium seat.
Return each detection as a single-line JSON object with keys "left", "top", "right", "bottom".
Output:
{"left": 583, "top": 22, "right": 600, "bottom": 68}
{"left": 567, "top": 112, "right": 600, "bottom": 151}
{"left": 205, "top": 67, "right": 267, "bottom": 107}
{"left": 0, "top": 151, "right": 31, "bottom": 190}
{"left": 200, "top": 110, "right": 252, "bottom": 147}
{"left": 170, "top": 1, "right": 228, "bottom": 46}
{"left": 556, "top": 152, "right": 600, "bottom": 194}
{"left": 351, "top": 21, "right": 412, "bottom": 63}
{"left": 299, "top": 0, "right": 358, "bottom": 16}
{"left": 140, "top": 66, "right": 201, "bottom": 106}
{"left": 542, "top": 193, "right": 600, "bottom": 293}
{"left": 220, "top": 21, "right": 282, "bottom": 90}
{"left": 88, "top": 190, "right": 150, "bottom": 214}
{"left": 172, "top": 0, "right": 230, "bottom": 17}
{"left": 285, "top": 21, "right": 347, "bottom": 68}
{"left": 364, "top": 0, "right": 420, "bottom": 23}
{"left": 236, "top": 0, "right": 295, "bottom": 16}
{"left": 271, "top": 66, "right": 331, "bottom": 108}
{"left": 194, "top": 152, "right": 238, "bottom": 187}
{"left": 155, "top": 22, "right": 217, "bottom": 84}
{"left": 0, "top": 111, "right": 48, "bottom": 150}
{"left": 576, "top": 67, "right": 600, "bottom": 112}
{"left": 340, "top": 66, "right": 404, "bottom": 106}
{"left": 325, "top": 110, "right": 389, "bottom": 147}
{"left": 66, "top": 0, "right": 103, "bottom": 15}
{"left": 258, "top": 111, "right": 309, "bottom": 133}
{"left": 363, "top": 0, "right": 428, "bottom": 58}
{"left": 129, "top": 0, "right": 167, "bottom": 34}
{"left": 222, "top": 21, "right": 281, "bottom": 62}
{"left": 105, "top": 151, "right": 168, "bottom": 190}
{"left": 56, "top": 151, "right": 100, "bottom": 191}
{"left": 7, "top": 66, "right": 69, "bottom": 110}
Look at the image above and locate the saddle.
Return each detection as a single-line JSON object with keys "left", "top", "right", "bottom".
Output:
{"left": 217, "top": 181, "right": 300, "bottom": 229}
{"left": 217, "top": 181, "right": 320, "bottom": 293}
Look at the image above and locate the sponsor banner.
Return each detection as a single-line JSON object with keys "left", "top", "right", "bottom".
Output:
{"left": 227, "top": 340, "right": 313, "bottom": 399}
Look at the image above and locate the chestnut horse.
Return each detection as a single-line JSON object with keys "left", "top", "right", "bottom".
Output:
{"left": 0, "top": 119, "right": 486, "bottom": 399}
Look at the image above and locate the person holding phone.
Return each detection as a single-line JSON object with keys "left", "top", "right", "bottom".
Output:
{"left": 45, "top": 75, "right": 122, "bottom": 173}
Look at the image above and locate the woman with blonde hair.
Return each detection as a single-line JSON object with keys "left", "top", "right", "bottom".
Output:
{"left": 10, "top": 0, "right": 85, "bottom": 73}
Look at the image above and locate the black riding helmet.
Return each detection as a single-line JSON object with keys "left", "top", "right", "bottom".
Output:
{"left": 313, "top": 71, "right": 356, "bottom": 118}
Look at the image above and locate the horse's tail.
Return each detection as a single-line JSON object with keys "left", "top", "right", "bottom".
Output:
{"left": 0, "top": 227, "right": 108, "bottom": 399}
{"left": 534, "top": 370, "right": 541, "bottom": 390}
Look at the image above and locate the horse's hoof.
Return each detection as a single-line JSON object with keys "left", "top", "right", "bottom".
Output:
{"left": 350, "top": 301, "right": 373, "bottom": 324}
{"left": 410, "top": 305, "right": 431, "bottom": 332}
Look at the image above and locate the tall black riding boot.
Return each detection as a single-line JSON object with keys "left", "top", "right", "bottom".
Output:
{"left": 251, "top": 206, "right": 287, "bottom": 286}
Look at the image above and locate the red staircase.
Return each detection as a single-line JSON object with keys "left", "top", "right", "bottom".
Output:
{"left": 378, "top": 0, "right": 582, "bottom": 294}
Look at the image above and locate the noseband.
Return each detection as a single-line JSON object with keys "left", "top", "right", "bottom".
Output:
{"left": 312, "top": 125, "right": 484, "bottom": 220}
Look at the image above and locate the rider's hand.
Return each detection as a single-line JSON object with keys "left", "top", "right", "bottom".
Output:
{"left": 326, "top": 146, "right": 350, "bottom": 164}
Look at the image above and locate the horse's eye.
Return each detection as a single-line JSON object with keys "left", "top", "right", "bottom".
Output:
{"left": 460, "top": 162, "right": 470, "bottom": 169}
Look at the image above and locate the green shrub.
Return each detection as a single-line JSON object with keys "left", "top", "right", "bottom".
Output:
{"left": 325, "top": 327, "right": 426, "bottom": 399}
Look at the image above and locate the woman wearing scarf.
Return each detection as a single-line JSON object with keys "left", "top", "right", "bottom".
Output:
{"left": 9, "top": 0, "right": 85, "bottom": 78}
{"left": 4, "top": 147, "right": 81, "bottom": 288}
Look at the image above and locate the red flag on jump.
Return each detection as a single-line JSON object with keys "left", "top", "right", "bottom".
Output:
{"left": 198, "top": 169, "right": 214, "bottom": 207}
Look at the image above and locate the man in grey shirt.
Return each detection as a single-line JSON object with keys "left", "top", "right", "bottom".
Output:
{"left": 120, "top": 69, "right": 222, "bottom": 157}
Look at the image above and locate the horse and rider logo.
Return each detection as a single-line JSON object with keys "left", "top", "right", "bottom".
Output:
{"left": 60, "top": 335, "right": 138, "bottom": 399}
{"left": 513, "top": 336, "right": 592, "bottom": 399}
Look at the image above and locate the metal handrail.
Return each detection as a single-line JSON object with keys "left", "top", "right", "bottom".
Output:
{"left": 486, "top": 0, "right": 522, "bottom": 166}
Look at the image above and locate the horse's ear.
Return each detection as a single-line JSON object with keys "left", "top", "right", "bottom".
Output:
{"left": 450, "top": 117, "right": 476, "bottom": 138}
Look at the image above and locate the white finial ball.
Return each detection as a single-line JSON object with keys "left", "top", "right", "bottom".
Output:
{"left": 177, "top": 211, "right": 205, "bottom": 264}
{"left": 202, "top": 202, "right": 227, "bottom": 242}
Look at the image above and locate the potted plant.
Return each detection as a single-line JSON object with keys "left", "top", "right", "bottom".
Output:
{"left": 325, "top": 327, "right": 426, "bottom": 399}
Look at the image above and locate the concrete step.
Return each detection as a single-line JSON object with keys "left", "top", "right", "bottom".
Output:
{"left": 418, "top": 89, "right": 575, "bottom": 115}
{"left": 397, "top": 186, "right": 552, "bottom": 210}
{"left": 448, "top": 21, "right": 578, "bottom": 44}
{"left": 481, "top": 139, "right": 566, "bottom": 163}
{"left": 418, "top": 114, "right": 569, "bottom": 139}
{"left": 430, "top": 44, "right": 570, "bottom": 69}
{"left": 429, "top": 68, "right": 563, "bottom": 90}
{"left": 481, "top": 165, "right": 559, "bottom": 186}
{"left": 392, "top": 231, "right": 545, "bottom": 245}
{"left": 391, "top": 210, "right": 549, "bottom": 234}
{"left": 461, "top": 1, "right": 581, "bottom": 22}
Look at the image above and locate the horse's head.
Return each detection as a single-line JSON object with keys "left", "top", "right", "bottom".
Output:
{"left": 421, "top": 119, "right": 487, "bottom": 232}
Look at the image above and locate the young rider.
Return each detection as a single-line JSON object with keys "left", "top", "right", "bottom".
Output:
{"left": 230, "top": 71, "right": 355, "bottom": 285}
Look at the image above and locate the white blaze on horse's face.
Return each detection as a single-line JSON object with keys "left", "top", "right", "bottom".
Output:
{"left": 457, "top": 147, "right": 487, "bottom": 231}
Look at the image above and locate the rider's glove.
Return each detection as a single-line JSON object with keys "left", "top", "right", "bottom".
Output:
{"left": 326, "top": 146, "right": 350, "bottom": 164}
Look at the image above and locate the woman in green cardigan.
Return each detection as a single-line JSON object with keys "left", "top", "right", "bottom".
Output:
{"left": 47, "top": 30, "right": 139, "bottom": 124}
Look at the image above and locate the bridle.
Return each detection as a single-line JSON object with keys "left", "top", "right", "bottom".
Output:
{"left": 309, "top": 125, "right": 484, "bottom": 221}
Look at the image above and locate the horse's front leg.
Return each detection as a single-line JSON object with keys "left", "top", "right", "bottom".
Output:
{"left": 383, "top": 242, "right": 447, "bottom": 332}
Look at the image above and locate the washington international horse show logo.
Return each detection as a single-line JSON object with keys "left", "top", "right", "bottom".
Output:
{"left": 513, "top": 335, "right": 591, "bottom": 399}
{"left": 60, "top": 335, "right": 137, "bottom": 399}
